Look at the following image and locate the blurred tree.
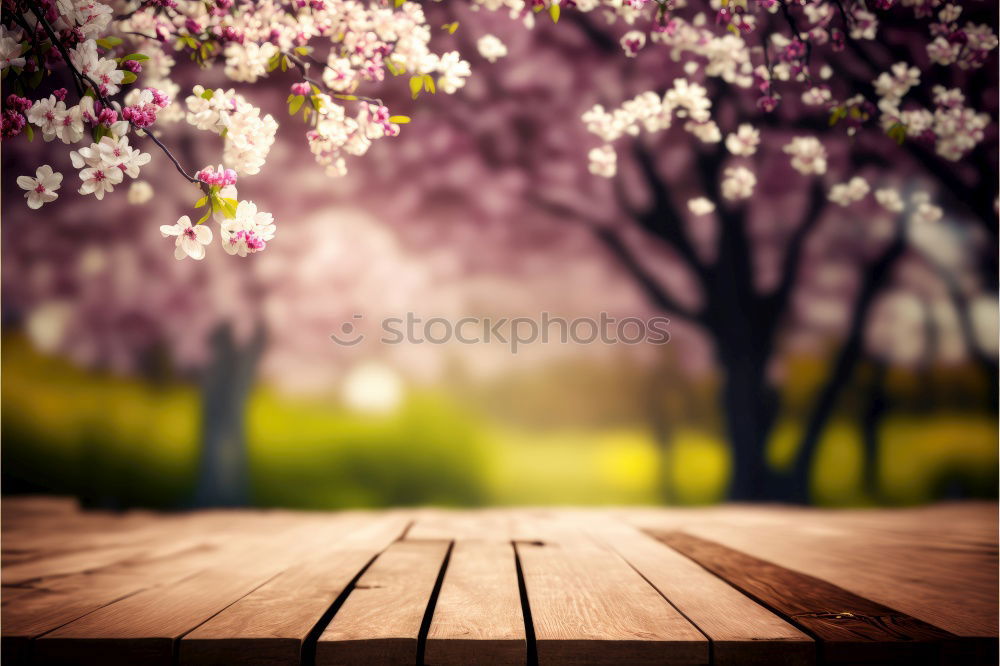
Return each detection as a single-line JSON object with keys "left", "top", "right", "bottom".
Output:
{"left": 354, "top": 4, "right": 997, "bottom": 500}
{"left": 3, "top": 1, "right": 996, "bottom": 505}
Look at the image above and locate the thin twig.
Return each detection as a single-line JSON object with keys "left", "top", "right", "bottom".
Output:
{"left": 26, "top": 0, "right": 205, "bottom": 187}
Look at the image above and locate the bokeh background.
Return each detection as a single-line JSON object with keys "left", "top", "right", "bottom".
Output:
{"left": 3, "top": 5, "right": 997, "bottom": 509}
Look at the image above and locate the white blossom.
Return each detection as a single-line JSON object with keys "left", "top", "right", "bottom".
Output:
{"left": 620, "top": 30, "right": 646, "bottom": 57}
{"left": 77, "top": 163, "right": 123, "bottom": 200}
{"left": 721, "top": 166, "right": 756, "bottom": 200}
{"left": 160, "top": 215, "right": 213, "bottom": 260}
{"left": 224, "top": 41, "right": 278, "bottom": 83}
{"left": 0, "top": 25, "right": 25, "bottom": 69}
{"left": 16, "top": 165, "right": 62, "bottom": 209}
{"left": 127, "top": 181, "right": 154, "bottom": 205}
{"left": 828, "top": 177, "right": 870, "bottom": 206}
{"left": 588, "top": 144, "right": 617, "bottom": 178}
{"left": 476, "top": 34, "right": 508, "bottom": 63}
{"left": 782, "top": 136, "right": 828, "bottom": 175}
{"left": 221, "top": 201, "right": 277, "bottom": 257}
{"left": 725, "top": 124, "right": 760, "bottom": 156}
{"left": 688, "top": 197, "right": 716, "bottom": 215}
{"left": 875, "top": 188, "right": 904, "bottom": 212}
{"left": 436, "top": 51, "right": 471, "bottom": 94}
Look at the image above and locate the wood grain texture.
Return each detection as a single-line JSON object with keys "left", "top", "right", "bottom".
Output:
{"left": 581, "top": 519, "right": 814, "bottom": 666}
{"left": 316, "top": 540, "right": 450, "bottom": 666}
{"left": 653, "top": 531, "right": 974, "bottom": 665}
{"left": 180, "top": 515, "right": 408, "bottom": 666}
{"left": 3, "top": 502, "right": 997, "bottom": 666}
{"left": 424, "top": 540, "right": 526, "bottom": 666}
{"left": 626, "top": 503, "right": 998, "bottom": 638}
{"left": 516, "top": 537, "right": 707, "bottom": 665}
{"left": 32, "top": 517, "right": 359, "bottom": 666}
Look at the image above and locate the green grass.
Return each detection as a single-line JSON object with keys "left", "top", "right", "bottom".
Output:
{"left": 3, "top": 337, "right": 996, "bottom": 507}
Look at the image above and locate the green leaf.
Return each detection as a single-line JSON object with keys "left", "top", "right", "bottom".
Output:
{"left": 24, "top": 123, "right": 34, "bottom": 142}
{"left": 280, "top": 55, "right": 289, "bottom": 72}
{"left": 394, "top": 0, "right": 405, "bottom": 6}
{"left": 195, "top": 196, "right": 208, "bottom": 208}
{"left": 220, "top": 127, "right": 228, "bottom": 139}
{"left": 409, "top": 75, "right": 423, "bottom": 99}
{"left": 334, "top": 94, "right": 357, "bottom": 101}
{"left": 120, "top": 71, "right": 138, "bottom": 85}
{"left": 423, "top": 74, "right": 435, "bottom": 94}
{"left": 289, "top": 94, "right": 305, "bottom": 115}
{"left": 388, "top": 115, "right": 410, "bottom": 124}
{"left": 120, "top": 53, "right": 149, "bottom": 62}
{"left": 197, "top": 208, "right": 212, "bottom": 224}
{"left": 201, "top": 88, "right": 214, "bottom": 100}
{"left": 310, "top": 83, "right": 322, "bottom": 95}
{"left": 887, "top": 123, "right": 907, "bottom": 145}
{"left": 96, "top": 37, "right": 123, "bottom": 49}
{"left": 549, "top": 4, "right": 560, "bottom": 23}
{"left": 442, "top": 22, "right": 459, "bottom": 34}
{"left": 828, "top": 106, "right": 846, "bottom": 127}
{"left": 294, "top": 45, "right": 311, "bottom": 56}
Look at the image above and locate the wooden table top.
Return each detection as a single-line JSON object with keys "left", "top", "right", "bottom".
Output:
{"left": 1, "top": 497, "right": 996, "bottom": 665}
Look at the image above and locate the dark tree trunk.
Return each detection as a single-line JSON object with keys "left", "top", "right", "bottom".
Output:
{"left": 193, "top": 324, "right": 265, "bottom": 507}
{"left": 788, "top": 226, "right": 907, "bottom": 503}
{"left": 860, "top": 360, "right": 889, "bottom": 501}
{"left": 717, "top": 346, "right": 781, "bottom": 501}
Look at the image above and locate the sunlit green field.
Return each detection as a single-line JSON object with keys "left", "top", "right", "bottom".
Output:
{"left": 3, "top": 338, "right": 996, "bottom": 508}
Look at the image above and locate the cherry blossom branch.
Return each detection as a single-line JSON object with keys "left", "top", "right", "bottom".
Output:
{"left": 284, "top": 51, "right": 384, "bottom": 107}
{"left": 26, "top": 0, "right": 204, "bottom": 187}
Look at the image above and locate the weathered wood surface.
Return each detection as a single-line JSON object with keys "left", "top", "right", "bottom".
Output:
{"left": 1, "top": 496, "right": 996, "bottom": 665}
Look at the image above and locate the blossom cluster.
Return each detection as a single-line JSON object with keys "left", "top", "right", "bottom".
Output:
{"left": 558, "top": 0, "right": 996, "bottom": 166}
{"left": 5, "top": 0, "right": 481, "bottom": 262}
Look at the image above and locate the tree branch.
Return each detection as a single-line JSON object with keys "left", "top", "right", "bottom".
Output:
{"left": 26, "top": 1, "right": 204, "bottom": 187}
{"left": 530, "top": 194, "right": 704, "bottom": 323}
{"left": 787, "top": 216, "right": 908, "bottom": 501}
{"left": 631, "top": 143, "right": 713, "bottom": 285}
{"left": 765, "top": 178, "right": 827, "bottom": 328}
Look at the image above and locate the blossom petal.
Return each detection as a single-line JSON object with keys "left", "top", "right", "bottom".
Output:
{"left": 193, "top": 225, "right": 213, "bottom": 244}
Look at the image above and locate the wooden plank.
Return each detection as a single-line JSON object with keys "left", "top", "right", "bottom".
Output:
{"left": 32, "top": 517, "right": 361, "bottom": 666}
{"left": 581, "top": 519, "right": 813, "bottom": 666}
{"left": 677, "top": 508, "right": 997, "bottom": 639}
{"left": 1, "top": 514, "right": 325, "bottom": 646}
{"left": 2, "top": 511, "right": 267, "bottom": 585}
{"left": 424, "top": 540, "right": 526, "bottom": 666}
{"left": 407, "top": 509, "right": 514, "bottom": 542}
{"left": 179, "top": 514, "right": 409, "bottom": 666}
{"left": 653, "top": 531, "right": 975, "bottom": 665}
{"left": 316, "top": 540, "right": 449, "bottom": 665}
{"left": 515, "top": 536, "right": 707, "bottom": 665}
